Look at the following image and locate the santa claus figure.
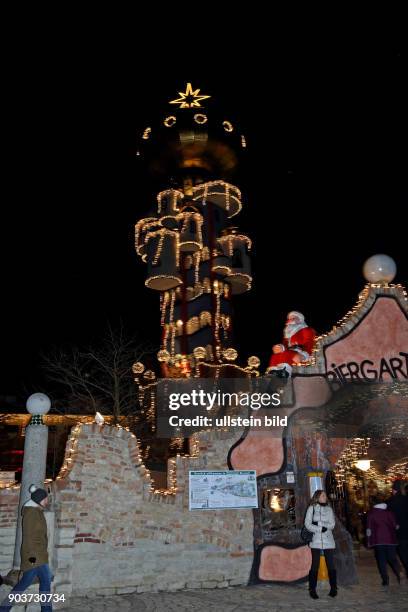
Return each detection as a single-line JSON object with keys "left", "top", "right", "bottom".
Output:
{"left": 268, "top": 311, "right": 316, "bottom": 376}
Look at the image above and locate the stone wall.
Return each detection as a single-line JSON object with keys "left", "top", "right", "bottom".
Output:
{"left": 50, "top": 423, "right": 253, "bottom": 598}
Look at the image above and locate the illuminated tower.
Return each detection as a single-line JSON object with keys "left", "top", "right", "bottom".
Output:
{"left": 136, "top": 83, "right": 254, "bottom": 376}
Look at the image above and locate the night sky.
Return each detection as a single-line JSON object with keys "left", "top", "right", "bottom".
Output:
{"left": 2, "top": 42, "right": 406, "bottom": 399}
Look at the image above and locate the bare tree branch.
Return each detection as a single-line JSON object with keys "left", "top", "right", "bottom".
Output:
{"left": 41, "top": 324, "right": 157, "bottom": 420}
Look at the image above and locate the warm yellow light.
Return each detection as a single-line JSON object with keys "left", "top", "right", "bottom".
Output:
{"left": 193, "top": 346, "right": 206, "bottom": 360}
{"left": 164, "top": 115, "right": 176, "bottom": 127}
{"left": 270, "top": 492, "right": 281, "bottom": 511}
{"left": 169, "top": 83, "right": 211, "bottom": 109}
{"left": 194, "top": 113, "right": 207, "bottom": 124}
{"left": 355, "top": 459, "right": 372, "bottom": 472}
{"left": 248, "top": 355, "right": 260, "bottom": 368}
{"left": 223, "top": 348, "right": 238, "bottom": 361}
{"left": 132, "top": 362, "right": 145, "bottom": 375}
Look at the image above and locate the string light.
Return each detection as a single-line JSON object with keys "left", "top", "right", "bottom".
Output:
{"left": 194, "top": 113, "right": 208, "bottom": 124}
{"left": 191, "top": 180, "right": 242, "bottom": 218}
{"left": 218, "top": 233, "right": 252, "bottom": 256}
{"left": 164, "top": 116, "right": 176, "bottom": 127}
{"left": 162, "top": 311, "right": 232, "bottom": 337}
{"left": 157, "top": 189, "right": 183, "bottom": 215}
{"left": 145, "top": 275, "right": 182, "bottom": 290}
{"left": 228, "top": 272, "right": 252, "bottom": 291}
{"left": 335, "top": 438, "right": 371, "bottom": 485}
{"left": 185, "top": 317, "right": 199, "bottom": 335}
{"left": 223, "top": 121, "right": 233, "bottom": 132}
{"left": 169, "top": 290, "right": 176, "bottom": 356}
{"left": 225, "top": 182, "right": 230, "bottom": 211}
{"left": 178, "top": 211, "right": 203, "bottom": 251}
{"left": 299, "top": 284, "right": 408, "bottom": 369}
{"left": 214, "top": 282, "right": 221, "bottom": 346}
{"left": 387, "top": 460, "right": 408, "bottom": 481}
{"left": 135, "top": 217, "right": 160, "bottom": 256}
{"left": 152, "top": 232, "right": 165, "bottom": 265}
{"left": 193, "top": 251, "right": 200, "bottom": 284}
{"left": 160, "top": 292, "right": 168, "bottom": 327}
{"left": 162, "top": 324, "right": 169, "bottom": 353}
{"left": 144, "top": 228, "right": 181, "bottom": 268}
{"left": 133, "top": 147, "right": 255, "bottom": 417}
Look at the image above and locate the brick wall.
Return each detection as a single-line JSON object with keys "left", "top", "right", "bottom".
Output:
{"left": 0, "top": 487, "right": 19, "bottom": 574}
{"left": 50, "top": 423, "right": 253, "bottom": 597}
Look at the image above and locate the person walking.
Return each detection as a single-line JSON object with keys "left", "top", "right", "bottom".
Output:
{"left": 0, "top": 484, "right": 53, "bottom": 612}
{"left": 366, "top": 498, "right": 401, "bottom": 587}
{"left": 387, "top": 480, "right": 408, "bottom": 578}
{"left": 304, "top": 489, "right": 337, "bottom": 599}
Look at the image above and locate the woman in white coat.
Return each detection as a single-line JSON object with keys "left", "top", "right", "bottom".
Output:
{"left": 304, "top": 489, "right": 337, "bottom": 599}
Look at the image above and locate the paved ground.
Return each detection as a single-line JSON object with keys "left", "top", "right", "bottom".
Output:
{"left": 1, "top": 551, "right": 408, "bottom": 611}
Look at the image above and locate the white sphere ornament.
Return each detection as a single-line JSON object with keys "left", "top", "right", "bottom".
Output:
{"left": 363, "top": 254, "right": 397, "bottom": 284}
{"left": 26, "top": 393, "right": 51, "bottom": 415}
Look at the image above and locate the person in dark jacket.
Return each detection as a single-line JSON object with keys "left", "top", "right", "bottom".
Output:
{"left": 387, "top": 480, "right": 408, "bottom": 578}
{"left": 366, "top": 498, "right": 401, "bottom": 586}
{"left": 0, "top": 484, "right": 52, "bottom": 612}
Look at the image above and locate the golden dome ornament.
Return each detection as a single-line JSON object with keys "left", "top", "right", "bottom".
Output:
{"left": 247, "top": 355, "right": 260, "bottom": 369}
{"left": 157, "top": 349, "right": 171, "bottom": 363}
{"left": 132, "top": 362, "right": 145, "bottom": 375}
{"left": 143, "top": 370, "right": 156, "bottom": 381}
{"left": 193, "top": 346, "right": 207, "bottom": 360}
{"left": 223, "top": 348, "right": 238, "bottom": 362}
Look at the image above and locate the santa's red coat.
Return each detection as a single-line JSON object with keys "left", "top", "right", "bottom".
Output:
{"left": 269, "top": 327, "right": 316, "bottom": 368}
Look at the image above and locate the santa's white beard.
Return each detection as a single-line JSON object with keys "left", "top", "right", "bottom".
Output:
{"left": 284, "top": 321, "right": 307, "bottom": 340}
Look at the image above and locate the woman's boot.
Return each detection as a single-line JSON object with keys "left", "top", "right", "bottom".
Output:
{"left": 309, "top": 570, "right": 318, "bottom": 599}
{"left": 328, "top": 569, "right": 337, "bottom": 597}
